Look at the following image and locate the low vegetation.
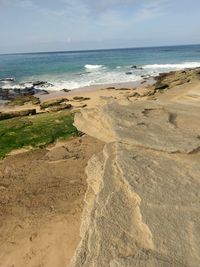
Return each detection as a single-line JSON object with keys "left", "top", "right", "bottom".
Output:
{"left": 0, "top": 110, "right": 81, "bottom": 158}
{"left": 6, "top": 95, "right": 40, "bottom": 106}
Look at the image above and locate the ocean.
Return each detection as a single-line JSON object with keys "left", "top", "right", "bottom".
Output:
{"left": 0, "top": 44, "right": 200, "bottom": 91}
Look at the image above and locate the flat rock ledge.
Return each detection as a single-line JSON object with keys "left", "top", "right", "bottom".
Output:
{"left": 70, "top": 88, "right": 200, "bottom": 267}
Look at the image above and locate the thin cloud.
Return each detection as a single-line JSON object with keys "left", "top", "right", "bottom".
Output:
{"left": 0, "top": 0, "right": 170, "bottom": 21}
{"left": 0, "top": 0, "right": 176, "bottom": 53}
{"left": 136, "top": 0, "right": 170, "bottom": 21}
{"left": 0, "top": 0, "right": 33, "bottom": 7}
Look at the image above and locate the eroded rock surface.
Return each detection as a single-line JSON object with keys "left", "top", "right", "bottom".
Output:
{"left": 71, "top": 77, "right": 200, "bottom": 267}
{"left": 75, "top": 100, "right": 200, "bottom": 153}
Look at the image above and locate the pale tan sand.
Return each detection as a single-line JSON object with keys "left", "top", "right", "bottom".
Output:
{"left": 0, "top": 136, "right": 104, "bottom": 267}
{"left": 0, "top": 86, "right": 139, "bottom": 112}
{"left": 0, "top": 78, "right": 155, "bottom": 113}
{"left": 38, "top": 79, "right": 154, "bottom": 100}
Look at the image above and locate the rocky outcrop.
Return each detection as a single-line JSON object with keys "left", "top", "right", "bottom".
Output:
{"left": 70, "top": 78, "right": 200, "bottom": 266}
{"left": 0, "top": 87, "right": 48, "bottom": 101}
{"left": 154, "top": 68, "right": 200, "bottom": 90}
{"left": 47, "top": 103, "right": 72, "bottom": 112}
{"left": 125, "top": 72, "right": 133, "bottom": 75}
{"left": 0, "top": 109, "right": 36, "bottom": 120}
{"left": 0, "top": 77, "right": 15, "bottom": 82}
{"left": 72, "top": 97, "right": 90, "bottom": 102}
{"left": 155, "top": 83, "right": 169, "bottom": 90}
{"left": 6, "top": 95, "right": 40, "bottom": 107}
{"left": 131, "top": 65, "right": 143, "bottom": 70}
{"left": 0, "top": 81, "right": 50, "bottom": 101}
{"left": 32, "top": 81, "right": 53, "bottom": 88}
{"left": 74, "top": 101, "right": 200, "bottom": 153}
{"left": 40, "top": 98, "right": 68, "bottom": 110}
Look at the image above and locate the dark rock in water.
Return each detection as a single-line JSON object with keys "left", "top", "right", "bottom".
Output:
{"left": 0, "top": 109, "right": 36, "bottom": 120}
{"left": 33, "top": 81, "right": 53, "bottom": 88}
{"left": 33, "top": 81, "right": 47, "bottom": 86}
{"left": 18, "top": 87, "right": 34, "bottom": 95}
{"left": 40, "top": 82, "right": 53, "bottom": 88}
{"left": 0, "top": 88, "right": 9, "bottom": 100}
{"left": 141, "top": 75, "right": 151, "bottom": 79}
{"left": 5, "top": 84, "right": 35, "bottom": 97}
{"left": 155, "top": 83, "right": 169, "bottom": 90}
{"left": 0, "top": 86, "right": 49, "bottom": 101}
{"left": 131, "top": 65, "right": 143, "bottom": 70}
{"left": 19, "top": 82, "right": 34, "bottom": 89}
{"left": 0, "top": 77, "right": 15, "bottom": 82}
{"left": 126, "top": 72, "right": 133, "bottom": 75}
{"left": 62, "top": 89, "right": 71, "bottom": 93}
{"left": 0, "top": 82, "right": 34, "bottom": 92}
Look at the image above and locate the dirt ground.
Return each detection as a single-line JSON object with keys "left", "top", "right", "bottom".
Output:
{"left": 0, "top": 135, "right": 104, "bottom": 267}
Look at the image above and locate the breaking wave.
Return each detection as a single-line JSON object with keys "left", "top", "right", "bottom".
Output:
{"left": 84, "top": 64, "right": 104, "bottom": 70}
{"left": 143, "top": 62, "right": 200, "bottom": 70}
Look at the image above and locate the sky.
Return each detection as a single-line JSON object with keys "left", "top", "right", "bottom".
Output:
{"left": 0, "top": 0, "right": 200, "bottom": 54}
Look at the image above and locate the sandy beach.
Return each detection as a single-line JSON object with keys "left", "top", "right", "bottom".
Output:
{"left": 0, "top": 68, "right": 200, "bottom": 266}
{"left": 0, "top": 136, "right": 104, "bottom": 267}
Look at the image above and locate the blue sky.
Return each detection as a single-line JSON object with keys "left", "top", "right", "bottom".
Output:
{"left": 0, "top": 0, "right": 200, "bottom": 53}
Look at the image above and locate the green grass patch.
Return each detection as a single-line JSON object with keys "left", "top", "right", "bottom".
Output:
{"left": 0, "top": 111, "right": 81, "bottom": 159}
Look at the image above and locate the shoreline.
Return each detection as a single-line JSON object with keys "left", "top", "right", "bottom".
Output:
{"left": 1, "top": 66, "right": 200, "bottom": 107}
{"left": 2, "top": 65, "right": 200, "bottom": 105}
{"left": 0, "top": 67, "right": 199, "bottom": 113}
{"left": 38, "top": 78, "right": 154, "bottom": 101}
{"left": 0, "top": 78, "right": 154, "bottom": 108}
{"left": 0, "top": 78, "right": 155, "bottom": 113}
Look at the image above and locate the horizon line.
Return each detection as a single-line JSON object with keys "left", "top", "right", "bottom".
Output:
{"left": 0, "top": 43, "right": 200, "bottom": 56}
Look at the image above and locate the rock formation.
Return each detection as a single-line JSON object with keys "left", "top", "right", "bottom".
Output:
{"left": 70, "top": 75, "right": 200, "bottom": 266}
{"left": 0, "top": 108, "right": 36, "bottom": 120}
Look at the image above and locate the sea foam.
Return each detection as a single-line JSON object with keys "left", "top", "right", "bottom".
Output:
{"left": 143, "top": 62, "right": 200, "bottom": 70}
{"left": 85, "top": 64, "right": 104, "bottom": 70}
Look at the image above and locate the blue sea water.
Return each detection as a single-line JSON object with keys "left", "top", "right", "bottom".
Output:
{"left": 0, "top": 44, "right": 200, "bottom": 90}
